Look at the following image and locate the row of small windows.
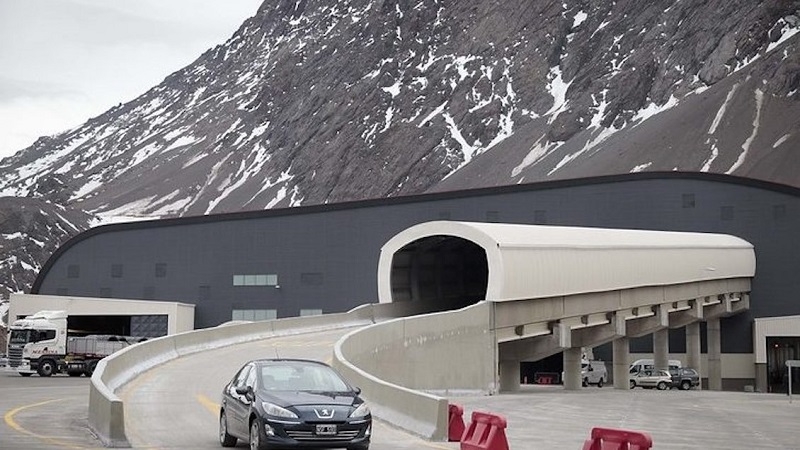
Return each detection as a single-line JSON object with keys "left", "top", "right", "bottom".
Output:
{"left": 67, "top": 263, "right": 168, "bottom": 279}
{"left": 233, "top": 274, "right": 279, "bottom": 286}
{"left": 232, "top": 309, "right": 322, "bottom": 321}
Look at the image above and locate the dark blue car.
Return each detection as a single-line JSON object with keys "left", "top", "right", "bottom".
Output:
{"left": 219, "top": 358, "right": 371, "bottom": 450}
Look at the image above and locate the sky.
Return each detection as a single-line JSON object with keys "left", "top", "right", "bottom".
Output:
{"left": 0, "top": 0, "right": 263, "bottom": 160}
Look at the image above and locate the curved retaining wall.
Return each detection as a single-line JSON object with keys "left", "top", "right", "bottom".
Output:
{"left": 333, "top": 302, "right": 495, "bottom": 441}
{"left": 88, "top": 304, "right": 388, "bottom": 447}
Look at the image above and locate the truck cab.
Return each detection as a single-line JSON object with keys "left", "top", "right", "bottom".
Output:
{"left": 7, "top": 310, "right": 68, "bottom": 376}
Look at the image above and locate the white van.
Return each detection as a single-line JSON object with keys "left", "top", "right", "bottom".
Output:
{"left": 629, "top": 359, "right": 682, "bottom": 374}
{"left": 582, "top": 360, "right": 608, "bottom": 387}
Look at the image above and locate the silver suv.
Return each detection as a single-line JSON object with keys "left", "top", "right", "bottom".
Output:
{"left": 629, "top": 369, "right": 672, "bottom": 390}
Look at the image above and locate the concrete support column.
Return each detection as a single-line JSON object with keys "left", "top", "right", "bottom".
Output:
{"left": 653, "top": 328, "right": 669, "bottom": 371}
{"left": 707, "top": 318, "right": 722, "bottom": 390}
{"left": 755, "top": 363, "right": 768, "bottom": 393}
{"left": 563, "top": 347, "right": 583, "bottom": 390}
{"left": 498, "top": 360, "right": 520, "bottom": 392}
{"left": 686, "top": 322, "right": 702, "bottom": 390}
{"left": 613, "top": 337, "right": 630, "bottom": 390}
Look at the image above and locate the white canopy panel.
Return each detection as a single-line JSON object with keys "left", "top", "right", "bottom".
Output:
{"left": 378, "top": 221, "right": 756, "bottom": 303}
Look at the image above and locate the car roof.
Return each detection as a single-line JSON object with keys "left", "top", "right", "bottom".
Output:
{"left": 249, "top": 358, "right": 331, "bottom": 367}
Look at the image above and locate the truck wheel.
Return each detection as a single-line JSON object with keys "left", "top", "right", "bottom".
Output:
{"left": 84, "top": 360, "right": 98, "bottom": 376}
{"left": 597, "top": 378, "right": 604, "bottom": 388}
{"left": 38, "top": 359, "right": 56, "bottom": 377}
{"left": 629, "top": 380, "right": 636, "bottom": 389}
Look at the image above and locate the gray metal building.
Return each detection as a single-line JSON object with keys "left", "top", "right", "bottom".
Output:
{"left": 31, "top": 172, "right": 800, "bottom": 391}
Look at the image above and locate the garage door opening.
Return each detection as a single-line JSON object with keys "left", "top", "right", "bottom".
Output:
{"left": 389, "top": 235, "right": 488, "bottom": 310}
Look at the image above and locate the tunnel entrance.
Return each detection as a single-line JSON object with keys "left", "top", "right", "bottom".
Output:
{"left": 389, "top": 235, "right": 488, "bottom": 310}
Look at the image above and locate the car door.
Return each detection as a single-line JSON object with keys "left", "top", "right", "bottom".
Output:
{"left": 225, "top": 364, "right": 253, "bottom": 438}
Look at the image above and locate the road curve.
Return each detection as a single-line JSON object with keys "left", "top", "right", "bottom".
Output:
{"left": 118, "top": 326, "right": 459, "bottom": 450}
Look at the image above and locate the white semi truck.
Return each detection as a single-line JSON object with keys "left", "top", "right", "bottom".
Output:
{"left": 6, "top": 310, "right": 146, "bottom": 377}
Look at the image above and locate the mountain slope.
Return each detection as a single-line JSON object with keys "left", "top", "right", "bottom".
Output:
{"left": 1, "top": 0, "right": 798, "bottom": 219}
{"left": 0, "top": 197, "right": 94, "bottom": 299}
{"left": 0, "top": 0, "right": 798, "bottom": 298}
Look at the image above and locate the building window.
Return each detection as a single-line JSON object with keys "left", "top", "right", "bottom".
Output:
{"left": 111, "top": 264, "right": 123, "bottom": 278}
{"left": 233, "top": 274, "right": 279, "bottom": 286}
{"left": 232, "top": 309, "right": 277, "bottom": 321}
{"left": 300, "top": 309, "right": 323, "bottom": 316}
{"left": 682, "top": 193, "right": 695, "bottom": 208}
{"left": 301, "top": 273, "right": 324, "bottom": 286}
{"left": 155, "top": 263, "right": 167, "bottom": 278}
{"left": 534, "top": 210, "right": 547, "bottom": 224}
{"left": 67, "top": 265, "right": 80, "bottom": 279}
{"left": 721, "top": 206, "right": 734, "bottom": 221}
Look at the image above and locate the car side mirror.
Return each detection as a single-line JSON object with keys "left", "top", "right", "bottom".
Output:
{"left": 235, "top": 385, "right": 254, "bottom": 400}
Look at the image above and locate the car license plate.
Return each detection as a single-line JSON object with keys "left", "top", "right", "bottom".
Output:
{"left": 315, "top": 424, "right": 337, "bottom": 435}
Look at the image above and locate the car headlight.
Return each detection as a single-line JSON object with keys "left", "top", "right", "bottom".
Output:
{"left": 349, "top": 402, "right": 370, "bottom": 418}
{"left": 262, "top": 402, "right": 298, "bottom": 419}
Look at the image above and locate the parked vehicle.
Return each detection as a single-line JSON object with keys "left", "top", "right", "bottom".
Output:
{"left": 630, "top": 369, "right": 672, "bottom": 390}
{"left": 6, "top": 310, "right": 146, "bottom": 377}
{"left": 629, "top": 358, "right": 682, "bottom": 374}
{"left": 582, "top": 360, "right": 608, "bottom": 387}
{"left": 219, "top": 358, "right": 371, "bottom": 450}
{"left": 669, "top": 367, "right": 700, "bottom": 390}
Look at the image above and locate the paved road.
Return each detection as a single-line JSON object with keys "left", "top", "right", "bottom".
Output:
{"left": 4, "top": 326, "right": 800, "bottom": 449}
{"left": 117, "top": 326, "right": 457, "bottom": 450}
{"left": 453, "top": 384, "right": 800, "bottom": 449}
{"left": 0, "top": 371, "right": 105, "bottom": 449}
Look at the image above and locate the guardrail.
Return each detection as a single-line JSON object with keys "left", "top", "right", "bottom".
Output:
{"left": 332, "top": 302, "right": 496, "bottom": 441}
{"left": 88, "top": 303, "right": 394, "bottom": 447}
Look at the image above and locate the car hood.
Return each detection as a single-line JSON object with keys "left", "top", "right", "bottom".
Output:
{"left": 257, "top": 389, "right": 360, "bottom": 407}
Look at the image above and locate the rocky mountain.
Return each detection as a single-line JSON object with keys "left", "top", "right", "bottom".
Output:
{"left": 0, "top": 197, "right": 95, "bottom": 299}
{"left": 0, "top": 0, "right": 799, "bottom": 297}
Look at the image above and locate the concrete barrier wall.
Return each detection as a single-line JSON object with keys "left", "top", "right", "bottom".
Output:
{"left": 88, "top": 302, "right": 401, "bottom": 447}
{"left": 333, "top": 302, "right": 495, "bottom": 441}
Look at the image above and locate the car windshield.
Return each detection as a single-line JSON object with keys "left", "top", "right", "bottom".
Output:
{"left": 259, "top": 361, "right": 351, "bottom": 392}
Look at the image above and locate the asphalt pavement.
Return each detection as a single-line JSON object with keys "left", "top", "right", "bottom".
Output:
{"left": 4, "top": 352, "right": 800, "bottom": 449}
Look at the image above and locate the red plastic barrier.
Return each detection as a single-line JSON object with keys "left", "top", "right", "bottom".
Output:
{"left": 460, "top": 411, "right": 509, "bottom": 450}
{"left": 581, "top": 427, "right": 653, "bottom": 450}
{"left": 449, "top": 403, "right": 466, "bottom": 442}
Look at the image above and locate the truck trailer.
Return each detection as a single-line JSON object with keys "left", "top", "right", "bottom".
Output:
{"left": 6, "top": 310, "right": 147, "bottom": 377}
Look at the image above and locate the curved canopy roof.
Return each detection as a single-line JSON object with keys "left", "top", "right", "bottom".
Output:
{"left": 378, "top": 221, "right": 756, "bottom": 303}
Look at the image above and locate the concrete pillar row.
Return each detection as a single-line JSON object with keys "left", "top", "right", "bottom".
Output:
{"left": 499, "top": 360, "right": 520, "bottom": 393}
{"left": 563, "top": 347, "right": 583, "bottom": 390}
{"left": 686, "top": 321, "right": 702, "bottom": 390}
{"left": 613, "top": 337, "right": 630, "bottom": 390}
{"left": 653, "top": 328, "right": 669, "bottom": 371}
{"left": 707, "top": 317, "right": 722, "bottom": 390}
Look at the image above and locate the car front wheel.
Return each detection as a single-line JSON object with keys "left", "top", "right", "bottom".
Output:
{"left": 250, "top": 419, "right": 267, "bottom": 450}
{"left": 37, "top": 359, "right": 56, "bottom": 377}
{"left": 657, "top": 381, "right": 668, "bottom": 390}
{"left": 680, "top": 380, "right": 692, "bottom": 390}
{"left": 219, "top": 411, "right": 236, "bottom": 447}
